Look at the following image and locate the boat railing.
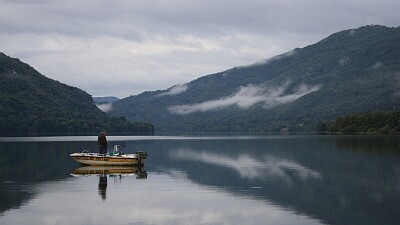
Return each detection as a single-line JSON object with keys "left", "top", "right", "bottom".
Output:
{"left": 80, "top": 150, "right": 104, "bottom": 157}
{"left": 76, "top": 148, "right": 145, "bottom": 159}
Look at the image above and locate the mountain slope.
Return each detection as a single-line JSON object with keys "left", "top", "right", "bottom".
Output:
{"left": 109, "top": 25, "right": 400, "bottom": 133}
{"left": 0, "top": 53, "right": 153, "bottom": 136}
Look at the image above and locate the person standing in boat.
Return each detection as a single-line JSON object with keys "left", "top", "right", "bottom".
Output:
{"left": 98, "top": 131, "right": 108, "bottom": 154}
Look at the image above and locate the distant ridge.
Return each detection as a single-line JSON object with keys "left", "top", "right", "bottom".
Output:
{"left": 108, "top": 25, "right": 400, "bottom": 133}
{"left": 93, "top": 96, "right": 120, "bottom": 104}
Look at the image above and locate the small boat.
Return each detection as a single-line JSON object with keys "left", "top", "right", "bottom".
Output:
{"left": 70, "top": 145, "right": 147, "bottom": 166}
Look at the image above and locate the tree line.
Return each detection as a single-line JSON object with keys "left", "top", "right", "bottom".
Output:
{"left": 0, "top": 114, "right": 154, "bottom": 136}
{"left": 316, "top": 111, "right": 400, "bottom": 134}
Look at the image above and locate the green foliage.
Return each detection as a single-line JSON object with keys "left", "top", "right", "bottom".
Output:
{"left": 109, "top": 25, "right": 400, "bottom": 133}
{"left": 319, "top": 111, "right": 400, "bottom": 134}
{"left": 0, "top": 53, "right": 153, "bottom": 136}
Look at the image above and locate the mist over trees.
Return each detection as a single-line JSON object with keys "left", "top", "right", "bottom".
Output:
{"left": 109, "top": 25, "right": 400, "bottom": 133}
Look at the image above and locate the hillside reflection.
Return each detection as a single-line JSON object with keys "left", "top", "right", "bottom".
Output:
{"left": 130, "top": 136, "right": 400, "bottom": 225}
{"left": 0, "top": 136, "right": 399, "bottom": 225}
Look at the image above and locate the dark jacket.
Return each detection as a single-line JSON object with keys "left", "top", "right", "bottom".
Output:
{"left": 98, "top": 133, "right": 107, "bottom": 147}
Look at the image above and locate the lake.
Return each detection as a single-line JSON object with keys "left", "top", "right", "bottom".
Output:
{"left": 0, "top": 135, "right": 399, "bottom": 225}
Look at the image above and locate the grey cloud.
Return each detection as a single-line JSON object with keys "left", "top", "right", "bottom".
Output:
{"left": 0, "top": 0, "right": 399, "bottom": 97}
{"left": 3, "top": 0, "right": 399, "bottom": 40}
{"left": 168, "top": 83, "right": 320, "bottom": 115}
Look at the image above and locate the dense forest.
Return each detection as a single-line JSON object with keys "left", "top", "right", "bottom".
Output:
{"left": 0, "top": 52, "right": 153, "bottom": 136}
{"left": 317, "top": 111, "right": 400, "bottom": 134}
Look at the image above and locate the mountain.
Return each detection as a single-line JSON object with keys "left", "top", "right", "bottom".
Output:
{"left": 0, "top": 53, "right": 153, "bottom": 136}
{"left": 93, "top": 96, "right": 120, "bottom": 104}
{"left": 93, "top": 96, "right": 120, "bottom": 113}
{"left": 109, "top": 25, "right": 400, "bottom": 133}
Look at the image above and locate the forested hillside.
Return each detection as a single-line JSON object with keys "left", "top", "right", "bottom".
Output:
{"left": 0, "top": 53, "right": 153, "bottom": 136}
{"left": 317, "top": 112, "right": 400, "bottom": 134}
{"left": 109, "top": 25, "right": 400, "bottom": 133}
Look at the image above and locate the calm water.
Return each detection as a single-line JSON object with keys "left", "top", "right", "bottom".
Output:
{"left": 0, "top": 135, "right": 399, "bottom": 225}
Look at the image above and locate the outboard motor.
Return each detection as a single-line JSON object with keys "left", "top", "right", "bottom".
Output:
{"left": 135, "top": 151, "right": 147, "bottom": 167}
{"left": 113, "top": 145, "right": 124, "bottom": 155}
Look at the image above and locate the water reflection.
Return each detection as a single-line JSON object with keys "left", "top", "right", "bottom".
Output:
{"left": 70, "top": 166, "right": 147, "bottom": 201}
{"left": 98, "top": 175, "right": 107, "bottom": 200}
{"left": 0, "top": 173, "right": 324, "bottom": 225}
{"left": 0, "top": 136, "right": 399, "bottom": 225}
{"left": 70, "top": 165, "right": 146, "bottom": 177}
{"left": 171, "top": 149, "right": 320, "bottom": 181}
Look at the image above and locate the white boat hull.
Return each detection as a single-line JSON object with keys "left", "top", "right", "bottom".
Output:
{"left": 70, "top": 152, "right": 146, "bottom": 166}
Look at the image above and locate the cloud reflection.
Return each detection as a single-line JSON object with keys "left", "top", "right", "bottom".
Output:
{"left": 0, "top": 175, "right": 324, "bottom": 225}
{"left": 171, "top": 149, "right": 320, "bottom": 181}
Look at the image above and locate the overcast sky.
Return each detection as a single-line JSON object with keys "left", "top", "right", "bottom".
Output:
{"left": 1, "top": 0, "right": 399, "bottom": 98}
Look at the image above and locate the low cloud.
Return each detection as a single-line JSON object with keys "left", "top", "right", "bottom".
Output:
{"left": 157, "top": 84, "right": 188, "bottom": 97}
{"left": 238, "top": 50, "right": 297, "bottom": 69}
{"left": 256, "top": 49, "right": 297, "bottom": 65}
{"left": 168, "top": 83, "right": 320, "bottom": 115}
{"left": 371, "top": 61, "right": 383, "bottom": 70}
{"left": 96, "top": 103, "right": 112, "bottom": 112}
{"left": 339, "top": 56, "right": 350, "bottom": 66}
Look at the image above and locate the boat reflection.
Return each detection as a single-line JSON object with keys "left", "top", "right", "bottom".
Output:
{"left": 71, "top": 165, "right": 147, "bottom": 179}
{"left": 71, "top": 166, "right": 147, "bottom": 200}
